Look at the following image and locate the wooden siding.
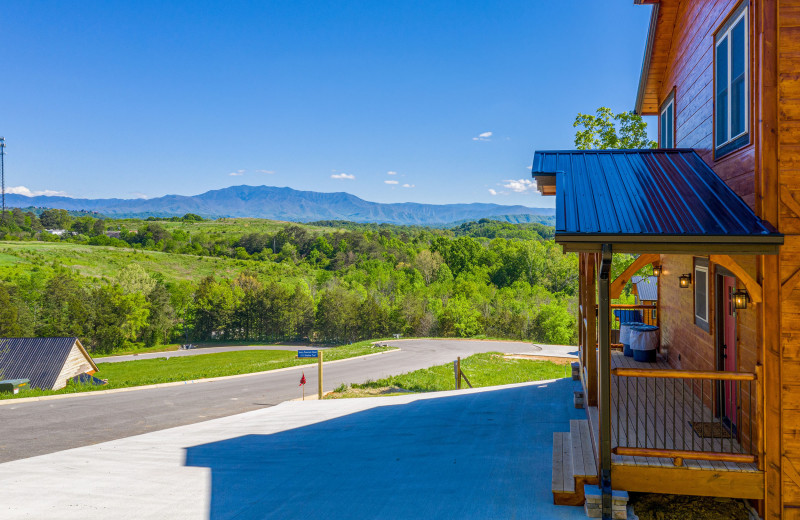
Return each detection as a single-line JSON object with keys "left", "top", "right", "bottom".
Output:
{"left": 780, "top": 0, "right": 800, "bottom": 515}
{"left": 53, "top": 343, "right": 93, "bottom": 390}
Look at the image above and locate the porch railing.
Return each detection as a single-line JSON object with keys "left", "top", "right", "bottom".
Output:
{"left": 611, "top": 367, "right": 758, "bottom": 467}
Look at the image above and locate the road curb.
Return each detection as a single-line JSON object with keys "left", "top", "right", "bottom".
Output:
{"left": 0, "top": 348, "right": 401, "bottom": 406}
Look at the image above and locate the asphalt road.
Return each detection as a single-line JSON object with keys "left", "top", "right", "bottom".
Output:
{"left": 94, "top": 344, "right": 332, "bottom": 363}
{"left": 0, "top": 339, "right": 570, "bottom": 463}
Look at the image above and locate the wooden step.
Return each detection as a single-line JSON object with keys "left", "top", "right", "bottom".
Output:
{"left": 552, "top": 432, "right": 576, "bottom": 505}
{"left": 571, "top": 362, "right": 580, "bottom": 381}
{"left": 570, "top": 419, "right": 598, "bottom": 479}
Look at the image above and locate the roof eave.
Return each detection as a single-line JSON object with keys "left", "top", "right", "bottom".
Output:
{"left": 634, "top": 3, "right": 660, "bottom": 115}
{"left": 555, "top": 233, "right": 784, "bottom": 255}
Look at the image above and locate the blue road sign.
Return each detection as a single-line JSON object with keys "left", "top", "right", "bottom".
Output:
{"left": 298, "top": 349, "right": 319, "bottom": 358}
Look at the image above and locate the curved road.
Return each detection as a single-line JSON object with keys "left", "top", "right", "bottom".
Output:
{"left": 0, "top": 339, "right": 575, "bottom": 463}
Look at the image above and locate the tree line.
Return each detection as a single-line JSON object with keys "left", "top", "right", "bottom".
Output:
{"left": 0, "top": 213, "right": 582, "bottom": 352}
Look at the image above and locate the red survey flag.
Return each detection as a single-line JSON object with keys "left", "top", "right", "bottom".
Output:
{"left": 299, "top": 372, "right": 306, "bottom": 386}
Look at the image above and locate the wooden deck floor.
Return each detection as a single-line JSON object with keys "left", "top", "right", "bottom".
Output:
{"left": 586, "top": 352, "right": 758, "bottom": 473}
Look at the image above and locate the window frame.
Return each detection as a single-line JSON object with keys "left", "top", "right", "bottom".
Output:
{"left": 714, "top": 1, "right": 749, "bottom": 159}
{"left": 659, "top": 91, "right": 675, "bottom": 149}
{"left": 658, "top": 89, "right": 677, "bottom": 148}
{"left": 694, "top": 258, "right": 710, "bottom": 333}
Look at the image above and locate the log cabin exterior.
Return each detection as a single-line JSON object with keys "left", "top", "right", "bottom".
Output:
{"left": 534, "top": 1, "right": 800, "bottom": 518}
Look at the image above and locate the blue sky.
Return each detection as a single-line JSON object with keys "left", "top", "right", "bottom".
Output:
{"left": 1, "top": 1, "right": 654, "bottom": 208}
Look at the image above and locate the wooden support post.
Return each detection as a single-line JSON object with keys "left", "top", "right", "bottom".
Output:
{"left": 598, "top": 244, "right": 613, "bottom": 520}
{"left": 586, "top": 254, "right": 598, "bottom": 407}
{"left": 455, "top": 357, "right": 461, "bottom": 390}
{"left": 318, "top": 350, "right": 324, "bottom": 399}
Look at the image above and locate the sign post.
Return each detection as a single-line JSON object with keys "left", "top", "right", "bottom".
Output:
{"left": 297, "top": 349, "right": 323, "bottom": 399}
{"left": 318, "top": 350, "right": 324, "bottom": 400}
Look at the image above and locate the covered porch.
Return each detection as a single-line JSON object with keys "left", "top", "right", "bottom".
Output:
{"left": 532, "top": 149, "right": 783, "bottom": 516}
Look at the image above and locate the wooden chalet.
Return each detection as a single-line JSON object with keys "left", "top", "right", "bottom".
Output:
{"left": 534, "top": 1, "right": 800, "bottom": 518}
{"left": 0, "top": 337, "right": 98, "bottom": 390}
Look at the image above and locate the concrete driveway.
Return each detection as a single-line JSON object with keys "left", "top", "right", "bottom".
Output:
{"left": 0, "top": 379, "right": 585, "bottom": 520}
{"left": 0, "top": 339, "right": 577, "bottom": 463}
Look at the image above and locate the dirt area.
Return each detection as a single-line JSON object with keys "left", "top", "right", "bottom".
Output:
{"left": 630, "top": 493, "right": 754, "bottom": 520}
{"left": 324, "top": 386, "right": 416, "bottom": 399}
{"left": 501, "top": 354, "right": 574, "bottom": 365}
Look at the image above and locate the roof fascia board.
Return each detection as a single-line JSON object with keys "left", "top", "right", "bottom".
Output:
{"left": 634, "top": 3, "right": 660, "bottom": 114}
{"left": 559, "top": 241, "right": 781, "bottom": 255}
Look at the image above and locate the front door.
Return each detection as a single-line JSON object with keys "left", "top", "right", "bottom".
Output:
{"left": 721, "top": 275, "right": 737, "bottom": 429}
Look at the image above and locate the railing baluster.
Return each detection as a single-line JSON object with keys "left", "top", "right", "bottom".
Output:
{"left": 636, "top": 376, "right": 640, "bottom": 449}
{"left": 626, "top": 375, "right": 630, "bottom": 449}
{"left": 749, "top": 379, "right": 753, "bottom": 456}
{"left": 663, "top": 378, "right": 667, "bottom": 450}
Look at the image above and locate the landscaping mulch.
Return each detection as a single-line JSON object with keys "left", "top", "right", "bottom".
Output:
{"left": 630, "top": 493, "right": 753, "bottom": 520}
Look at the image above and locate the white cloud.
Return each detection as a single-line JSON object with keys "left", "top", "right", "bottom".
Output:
{"left": 229, "top": 169, "right": 246, "bottom": 176}
{"left": 387, "top": 171, "right": 397, "bottom": 175}
{"left": 385, "top": 180, "right": 399, "bottom": 185}
{"left": 472, "top": 131, "right": 493, "bottom": 141}
{"left": 255, "top": 169, "right": 275, "bottom": 174}
{"left": 502, "top": 179, "right": 537, "bottom": 193}
{"left": 7, "top": 186, "right": 68, "bottom": 197}
{"left": 128, "top": 192, "right": 150, "bottom": 199}
{"left": 331, "top": 173, "right": 355, "bottom": 180}
{"left": 402, "top": 183, "right": 415, "bottom": 188}
{"left": 488, "top": 188, "right": 498, "bottom": 196}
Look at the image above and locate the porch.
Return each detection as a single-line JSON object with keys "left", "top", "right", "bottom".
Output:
{"left": 532, "top": 149, "right": 783, "bottom": 514}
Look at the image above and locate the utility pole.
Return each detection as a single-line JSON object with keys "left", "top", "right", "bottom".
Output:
{"left": 0, "top": 137, "right": 5, "bottom": 215}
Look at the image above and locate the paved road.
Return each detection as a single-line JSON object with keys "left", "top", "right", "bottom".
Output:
{"left": 95, "top": 344, "right": 333, "bottom": 363}
{"left": 0, "top": 339, "right": 576, "bottom": 463}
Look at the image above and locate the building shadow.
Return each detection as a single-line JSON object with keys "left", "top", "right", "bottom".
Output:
{"left": 185, "top": 378, "right": 582, "bottom": 520}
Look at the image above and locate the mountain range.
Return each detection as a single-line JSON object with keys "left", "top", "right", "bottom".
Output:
{"left": 5, "top": 185, "right": 554, "bottom": 226}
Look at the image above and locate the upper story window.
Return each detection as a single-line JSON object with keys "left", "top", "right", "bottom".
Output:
{"left": 715, "top": 2, "right": 749, "bottom": 157}
{"left": 660, "top": 93, "right": 675, "bottom": 148}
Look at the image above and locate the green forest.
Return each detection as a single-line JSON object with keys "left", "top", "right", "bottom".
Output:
{"left": 0, "top": 208, "right": 635, "bottom": 354}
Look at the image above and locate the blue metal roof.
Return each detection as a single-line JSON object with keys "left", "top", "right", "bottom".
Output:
{"left": 531, "top": 149, "right": 783, "bottom": 254}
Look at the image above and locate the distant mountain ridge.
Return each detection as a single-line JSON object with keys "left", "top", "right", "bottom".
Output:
{"left": 6, "top": 185, "right": 554, "bottom": 226}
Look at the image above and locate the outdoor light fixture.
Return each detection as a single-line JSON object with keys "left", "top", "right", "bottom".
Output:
{"left": 652, "top": 265, "right": 662, "bottom": 277}
{"left": 733, "top": 289, "right": 750, "bottom": 310}
{"left": 679, "top": 274, "right": 692, "bottom": 288}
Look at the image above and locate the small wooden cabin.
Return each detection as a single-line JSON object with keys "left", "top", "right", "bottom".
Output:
{"left": 532, "top": 1, "right": 800, "bottom": 518}
{"left": 0, "top": 337, "right": 98, "bottom": 390}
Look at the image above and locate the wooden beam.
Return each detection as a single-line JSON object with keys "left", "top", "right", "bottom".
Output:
{"left": 609, "top": 254, "right": 659, "bottom": 299}
{"left": 611, "top": 464, "right": 764, "bottom": 500}
{"left": 586, "top": 255, "right": 597, "bottom": 407}
{"left": 781, "top": 185, "right": 800, "bottom": 219}
{"left": 782, "top": 266, "right": 800, "bottom": 302}
{"left": 613, "top": 447, "right": 756, "bottom": 465}
{"left": 709, "top": 255, "right": 763, "bottom": 304}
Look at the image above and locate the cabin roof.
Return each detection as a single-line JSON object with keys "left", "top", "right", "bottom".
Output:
{"left": 0, "top": 337, "right": 98, "bottom": 389}
{"left": 633, "top": 1, "right": 678, "bottom": 115}
{"left": 530, "top": 149, "right": 783, "bottom": 254}
{"left": 632, "top": 275, "right": 659, "bottom": 301}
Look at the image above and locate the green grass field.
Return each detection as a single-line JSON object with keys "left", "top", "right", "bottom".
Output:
{"left": 0, "top": 241, "right": 306, "bottom": 283}
{"left": 327, "top": 352, "right": 568, "bottom": 398}
{"left": 0, "top": 341, "right": 395, "bottom": 400}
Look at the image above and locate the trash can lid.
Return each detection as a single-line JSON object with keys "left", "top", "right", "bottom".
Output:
{"left": 630, "top": 324, "right": 659, "bottom": 331}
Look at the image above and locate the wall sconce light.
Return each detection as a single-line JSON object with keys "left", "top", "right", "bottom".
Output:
{"left": 679, "top": 274, "right": 692, "bottom": 288}
{"left": 652, "top": 265, "right": 662, "bottom": 277}
{"left": 733, "top": 289, "right": 750, "bottom": 310}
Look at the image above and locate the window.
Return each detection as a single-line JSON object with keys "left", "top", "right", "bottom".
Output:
{"left": 694, "top": 258, "right": 710, "bottom": 332}
{"left": 660, "top": 93, "right": 675, "bottom": 148}
{"left": 715, "top": 2, "right": 749, "bottom": 157}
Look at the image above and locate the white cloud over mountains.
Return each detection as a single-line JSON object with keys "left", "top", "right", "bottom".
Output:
{"left": 385, "top": 180, "right": 399, "bottom": 185}
{"left": 7, "top": 186, "right": 68, "bottom": 197}
{"left": 229, "top": 169, "right": 246, "bottom": 176}
{"left": 472, "top": 131, "right": 492, "bottom": 141}
{"left": 331, "top": 173, "right": 355, "bottom": 180}
{"left": 502, "top": 179, "right": 537, "bottom": 193}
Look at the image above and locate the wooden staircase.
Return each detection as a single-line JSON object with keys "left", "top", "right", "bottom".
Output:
{"left": 552, "top": 419, "right": 598, "bottom": 506}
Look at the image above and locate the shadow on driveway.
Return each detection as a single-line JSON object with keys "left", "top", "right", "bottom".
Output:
{"left": 185, "top": 378, "right": 584, "bottom": 520}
